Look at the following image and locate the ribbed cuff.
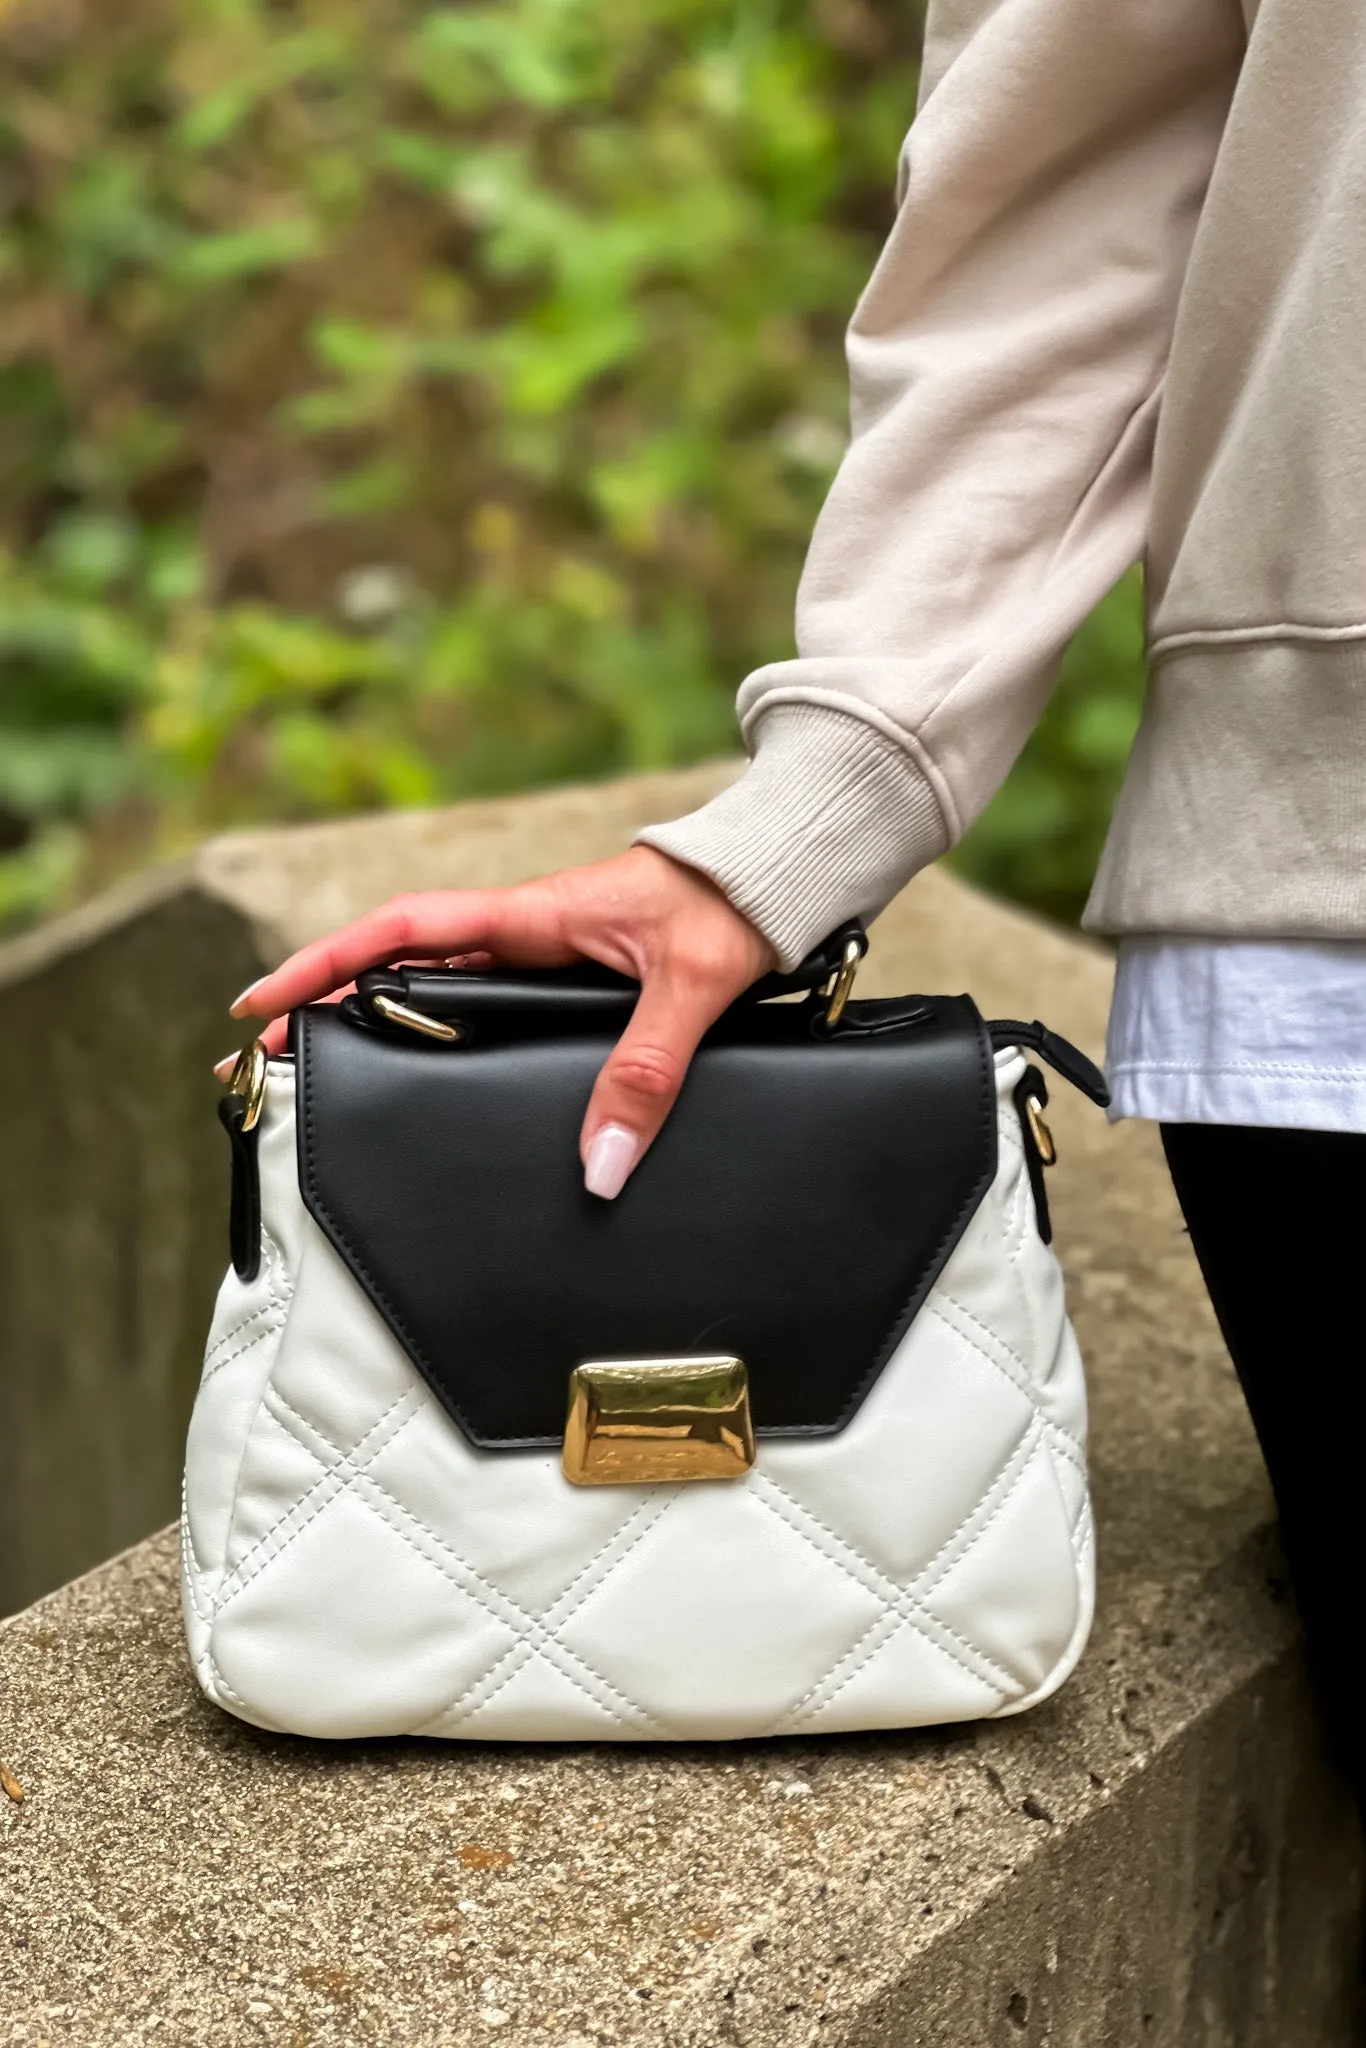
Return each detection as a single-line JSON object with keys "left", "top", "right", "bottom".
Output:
{"left": 637, "top": 704, "right": 949, "bottom": 969}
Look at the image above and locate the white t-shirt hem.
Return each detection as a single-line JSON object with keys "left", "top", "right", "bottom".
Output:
{"left": 1105, "top": 936, "right": 1366, "bottom": 1135}
{"left": 1107, "top": 1062, "right": 1366, "bottom": 1132}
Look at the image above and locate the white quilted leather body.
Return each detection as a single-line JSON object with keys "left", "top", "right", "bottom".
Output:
{"left": 182, "top": 1049, "right": 1093, "bottom": 1741}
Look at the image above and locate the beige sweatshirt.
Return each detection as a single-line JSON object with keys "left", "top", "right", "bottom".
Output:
{"left": 642, "top": 0, "right": 1366, "bottom": 968}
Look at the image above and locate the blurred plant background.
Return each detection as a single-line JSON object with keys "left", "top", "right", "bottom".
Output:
{"left": 0, "top": 0, "right": 1143, "bottom": 935}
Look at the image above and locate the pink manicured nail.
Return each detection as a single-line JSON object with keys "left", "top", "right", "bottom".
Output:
{"left": 229, "top": 977, "right": 268, "bottom": 1018}
{"left": 213, "top": 1054, "right": 238, "bottom": 1081}
{"left": 584, "top": 1124, "right": 639, "bottom": 1200}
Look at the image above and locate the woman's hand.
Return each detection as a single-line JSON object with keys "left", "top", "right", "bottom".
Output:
{"left": 220, "top": 845, "right": 775, "bottom": 1197}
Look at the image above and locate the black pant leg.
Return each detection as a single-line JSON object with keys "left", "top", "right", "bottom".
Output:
{"left": 1161, "top": 1121, "right": 1366, "bottom": 1789}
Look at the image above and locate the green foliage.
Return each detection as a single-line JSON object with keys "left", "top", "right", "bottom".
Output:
{"left": 0, "top": 0, "right": 1143, "bottom": 934}
{"left": 949, "top": 571, "right": 1145, "bottom": 928}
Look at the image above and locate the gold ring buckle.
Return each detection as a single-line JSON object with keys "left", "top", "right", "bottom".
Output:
{"left": 1025, "top": 1094, "right": 1057, "bottom": 1166}
{"left": 820, "top": 936, "right": 864, "bottom": 1032}
{"left": 226, "top": 1039, "right": 269, "bottom": 1133}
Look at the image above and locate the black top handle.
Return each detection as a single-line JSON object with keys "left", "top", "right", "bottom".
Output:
{"left": 346, "top": 915, "right": 1109, "bottom": 1109}
{"left": 349, "top": 920, "right": 868, "bottom": 1039}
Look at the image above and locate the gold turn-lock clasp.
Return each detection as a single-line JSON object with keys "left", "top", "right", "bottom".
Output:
{"left": 562, "top": 1356, "right": 756, "bottom": 1487}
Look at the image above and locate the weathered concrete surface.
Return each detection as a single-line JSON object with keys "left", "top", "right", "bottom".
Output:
{"left": 0, "top": 1432, "right": 1359, "bottom": 2044}
{"left": 1, "top": 772, "right": 1362, "bottom": 2042}
{"left": 0, "top": 759, "right": 1098, "bottom": 1613}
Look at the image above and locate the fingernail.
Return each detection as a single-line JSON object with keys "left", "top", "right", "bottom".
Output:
{"left": 229, "top": 976, "right": 267, "bottom": 1018}
{"left": 584, "top": 1123, "right": 639, "bottom": 1201}
{"left": 213, "top": 1054, "right": 238, "bottom": 1082}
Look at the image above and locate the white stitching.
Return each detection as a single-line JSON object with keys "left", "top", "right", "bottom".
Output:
{"left": 754, "top": 1452, "right": 1032, "bottom": 1688}
{"left": 342, "top": 1473, "right": 661, "bottom": 1734}
{"left": 261, "top": 1390, "right": 674, "bottom": 1734}
{"left": 767, "top": 1429, "right": 1067, "bottom": 1729}
{"left": 179, "top": 1509, "right": 213, "bottom": 1626}
{"left": 929, "top": 1295, "right": 1086, "bottom": 1476}
{"left": 205, "top": 1298, "right": 277, "bottom": 1367}
{"left": 343, "top": 1466, "right": 670, "bottom": 1733}
{"left": 204, "top": 1231, "right": 289, "bottom": 1368}
{"left": 213, "top": 1390, "right": 422, "bottom": 1611}
{"left": 200, "top": 1311, "right": 286, "bottom": 1385}
{"left": 426, "top": 1497, "right": 681, "bottom": 1732}
{"left": 780, "top": 1608, "right": 997, "bottom": 1731}
{"left": 908, "top": 1424, "right": 1043, "bottom": 1596}
{"left": 205, "top": 1646, "right": 256, "bottom": 1715}
{"left": 213, "top": 1226, "right": 299, "bottom": 1587}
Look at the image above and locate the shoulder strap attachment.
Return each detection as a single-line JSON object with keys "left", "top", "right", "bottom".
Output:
{"left": 986, "top": 1019, "right": 1110, "bottom": 1109}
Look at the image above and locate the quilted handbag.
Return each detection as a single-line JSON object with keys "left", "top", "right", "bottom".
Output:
{"left": 181, "top": 925, "right": 1109, "bottom": 1742}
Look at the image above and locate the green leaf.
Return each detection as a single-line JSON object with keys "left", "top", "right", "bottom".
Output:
{"left": 174, "top": 217, "right": 320, "bottom": 285}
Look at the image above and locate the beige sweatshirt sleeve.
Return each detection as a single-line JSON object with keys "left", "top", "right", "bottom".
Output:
{"left": 639, "top": 0, "right": 1244, "bottom": 967}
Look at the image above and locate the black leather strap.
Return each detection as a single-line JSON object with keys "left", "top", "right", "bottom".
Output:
{"left": 1012, "top": 1065, "right": 1053, "bottom": 1245}
{"left": 218, "top": 1094, "right": 262, "bottom": 1283}
{"left": 987, "top": 1019, "right": 1110, "bottom": 1108}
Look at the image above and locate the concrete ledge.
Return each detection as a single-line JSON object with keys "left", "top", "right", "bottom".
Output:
{"left": 1, "top": 1512, "right": 1359, "bottom": 2042}
{"left": 2, "top": 768, "right": 1362, "bottom": 2042}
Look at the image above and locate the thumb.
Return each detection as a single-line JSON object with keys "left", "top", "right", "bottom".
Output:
{"left": 579, "top": 967, "right": 735, "bottom": 1199}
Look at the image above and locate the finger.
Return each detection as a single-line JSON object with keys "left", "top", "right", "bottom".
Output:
{"left": 229, "top": 888, "right": 573, "bottom": 1020}
{"left": 213, "top": 989, "right": 350, "bottom": 1077}
{"left": 579, "top": 967, "right": 736, "bottom": 1199}
{"left": 213, "top": 1019, "right": 285, "bottom": 1082}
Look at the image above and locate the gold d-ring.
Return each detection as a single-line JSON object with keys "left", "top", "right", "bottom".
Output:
{"left": 1025, "top": 1094, "right": 1057, "bottom": 1166}
{"left": 226, "top": 1039, "right": 269, "bottom": 1132}
{"left": 821, "top": 937, "right": 864, "bottom": 1031}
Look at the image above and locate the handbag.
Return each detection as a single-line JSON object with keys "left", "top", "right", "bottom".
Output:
{"left": 181, "top": 924, "right": 1109, "bottom": 1742}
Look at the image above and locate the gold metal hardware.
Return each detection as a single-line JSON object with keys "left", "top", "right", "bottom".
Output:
{"left": 821, "top": 936, "right": 864, "bottom": 1032}
{"left": 372, "top": 993, "right": 466, "bottom": 1044}
{"left": 225, "top": 1039, "right": 269, "bottom": 1133}
{"left": 1025, "top": 1094, "right": 1057, "bottom": 1167}
{"left": 562, "top": 1356, "right": 756, "bottom": 1486}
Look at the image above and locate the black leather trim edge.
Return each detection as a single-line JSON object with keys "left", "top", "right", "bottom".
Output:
{"left": 219, "top": 1094, "right": 262, "bottom": 1283}
{"left": 293, "top": 999, "right": 998, "bottom": 1450}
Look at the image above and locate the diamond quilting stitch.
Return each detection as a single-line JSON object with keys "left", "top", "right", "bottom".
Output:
{"left": 547, "top": 1479, "right": 890, "bottom": 1734}
{"left": 927, "top": 1291, "right": 1086, "bottom": 1479}
{"left": 212, "top": 1386, "right": 425, "bottom": 1616}
{"left": 252, "top": 1394, "right": 679, "bottom": 1735}
{"left": 201, "top": 1230, "right": 291, "bottom": 1380}
{"left": 749, "top": 1454, "right": 1033, "bottom": 1696}
{"left": 341, "top": 1465, "right": 676, "bottom": 1735}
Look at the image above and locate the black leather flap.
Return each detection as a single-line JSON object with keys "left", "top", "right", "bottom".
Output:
{"left": 295, "top": 992, "right": 996, "bottom": 1450}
